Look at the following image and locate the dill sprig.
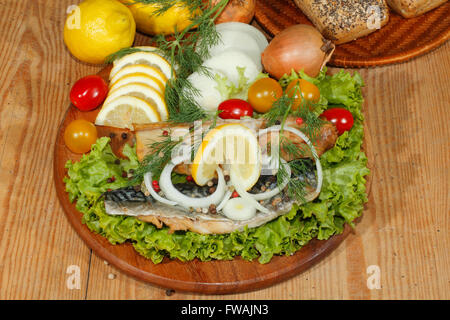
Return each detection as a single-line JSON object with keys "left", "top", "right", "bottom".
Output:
{"left": 127, "top": 0, "right": 201, "bottom": 15}
{"left": 264, "top": 93, "right": 294, "bottom": 127}
{"left": 105, "top": 47, "right": 146, "bottom": 64}
{"left": 283, "top": 159, "right": 316, "bottom": 203}
{"left": 264, "top": 82, "right": 324, "bottom": 149}
{"left": 278, "top": 162, "right": 305, "bottom": 203}
{"left": 129, "top": 133, "right": 183, "bottom": 184}
{"left": 280, "top": 135, "right": 308, "bottom": 159}
{"left": 293, "top": 108, "right": 325, "bottom": 147}
{"left": 150, "top": 0, "right": 230, "bottom": 122}
{"left": 264, "top": 82, "right": 324, "bottom": 204}
{"left": 163, "top": 77, "right": 208, "bottom": 122}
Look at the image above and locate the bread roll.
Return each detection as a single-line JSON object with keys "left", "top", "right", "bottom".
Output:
{"left": 386, "top": 0, "right": 447, "bottom": 18}
{"left": 293, "top": 0, "right": 390, "bottom": 44}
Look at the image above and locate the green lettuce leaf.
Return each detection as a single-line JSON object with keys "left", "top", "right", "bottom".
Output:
{"left": 214, "top": 68, "right": 268, "bottom": 101}
{"left": 64, "top": 137, "right": 138, "bottom": 213}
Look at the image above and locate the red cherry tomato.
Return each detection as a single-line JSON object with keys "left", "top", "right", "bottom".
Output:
{"left": 70, "top": 75, "right": 108, "bottom": 111}
{"left": 64, "top": 119, "right": 98, "bottom": 154}
{"left": 320, "top": 108, "right": 354, "bottom": 135}
{"left": 295, "top": 117, "right": 304, "bottom": 125}
{"left": 218, "top": 99, "right": 253, "bottom": 119}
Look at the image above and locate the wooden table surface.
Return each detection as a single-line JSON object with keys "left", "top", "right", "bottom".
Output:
{"left": 0, "top": 0, "right": 448, "bottom": 300}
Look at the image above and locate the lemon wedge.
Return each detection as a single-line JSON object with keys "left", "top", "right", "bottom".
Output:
{"left": 104, "top": 83, "right": 168, "bottom": 121}
{"left": 192, "top": 123, "right": 261, "bottom": 190}
{"left": 95, "top": 95, "right": 160, "bottom": 130}
{"left": 110, "top": 51, "right": 174, "bottom": 81}
{"left": 110, "top": 64, "right": 167, "bottom": 89}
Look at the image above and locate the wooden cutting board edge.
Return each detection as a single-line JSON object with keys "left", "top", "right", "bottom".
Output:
{"left": 52, "top": 67, "right": 373, "bottom": 295}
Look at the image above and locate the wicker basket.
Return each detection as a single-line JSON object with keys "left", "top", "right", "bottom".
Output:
{"left": 255, "top": 0, "right": 450, "bottom": 67}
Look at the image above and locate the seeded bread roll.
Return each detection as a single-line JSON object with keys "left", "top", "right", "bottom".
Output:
{"left": 293, "top": 0, "right": 390, "bottom": 44}
{"left": 386, "top": 0, "right": 447, "bottom": 18}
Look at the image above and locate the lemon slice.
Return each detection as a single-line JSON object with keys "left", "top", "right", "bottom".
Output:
{"left": 110, "top": 51, "right": 174, "bottom": 81}
{"left": 110, "top": 64, "right": 167, "bottom": 89}
{"left": 134, "top": 46, "right": 157, "bottom": 52}
{"left": 192, "top": 123, "right": 261, "bottom": 190}
{"left": 110, "top": 73, "right": 166, "bottom": 95}
{"left": 95, "top": 96, "right": 161, "bottom": 130}
{"left": 104, "top": 83, "right": 169, "bottom": 121}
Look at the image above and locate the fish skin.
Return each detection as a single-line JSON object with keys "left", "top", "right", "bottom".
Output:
{"left": 105, "top": 198, "right": 296, "bottom": 234}
{"left": 104, "top": 171, "right": 318, "bottom": 235}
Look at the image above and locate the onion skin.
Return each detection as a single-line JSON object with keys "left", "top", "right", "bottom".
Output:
{"left": 261, "top": 24, "right": 335, "bottom": 79}
{"left": 212, "top": 0, "right": 256, "bottom": 24}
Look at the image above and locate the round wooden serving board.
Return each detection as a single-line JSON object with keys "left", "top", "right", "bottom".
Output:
{"left": 54, "top": 67, "right": 372, "bottom": 294}
{"left": 255, "top": 0, "right": 450, "bottom": 67}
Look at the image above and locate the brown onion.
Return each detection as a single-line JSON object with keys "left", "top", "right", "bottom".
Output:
{"left": 212, "top": 0, "right": 256, "bottom": 24}
{"left": 261, "top": 24, "right": 335, "bottom": 79}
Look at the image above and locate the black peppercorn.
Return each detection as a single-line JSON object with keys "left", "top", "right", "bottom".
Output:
{"left": 165, "top": 289, "right": 175, "bottom": 296}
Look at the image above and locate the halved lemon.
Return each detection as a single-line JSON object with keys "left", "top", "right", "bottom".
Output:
{"left": 104, "top": 83, "right": 169, "bottom": 121}
{"left": 110, "top": 64, "right": 167, "bottom": 89}
{"left": 95, "top": 95, "right": 161, "bottom": 130}
{"left": 110, "top": 51, "right": 174, "bottom": 81}
{"left": 192, "top": 123, "right": 261, "bottom": 190}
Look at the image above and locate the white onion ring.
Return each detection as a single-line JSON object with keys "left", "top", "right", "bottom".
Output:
{"left": 144, "top": 172, "right": 178, "bottom": 206}
{"left": 258, "top": 125, "right": 323, "bottom": 200}
{"left": 159, "top": 155, "right": 226, "bottom": 209}
{"left": 231, "top": 173, "right": 270, "bottom": 214}
{"left": 223, "top": 198, "right": 257, "bottom": 221}
{"left": 216, "top": 188, "right": 233, "bottom": 212}
{"left": 250, "top": 159, "right": 291, "bottom": 201}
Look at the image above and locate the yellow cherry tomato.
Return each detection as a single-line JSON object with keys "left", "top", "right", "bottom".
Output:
{"left": 286, "top": 79, "right": 320, "bottom": 110}
{"left": 64, "top": 119, "right": 98, "bottom": 154}
{"left": 247, "top": 78, "right": 283, "bottom": 113}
